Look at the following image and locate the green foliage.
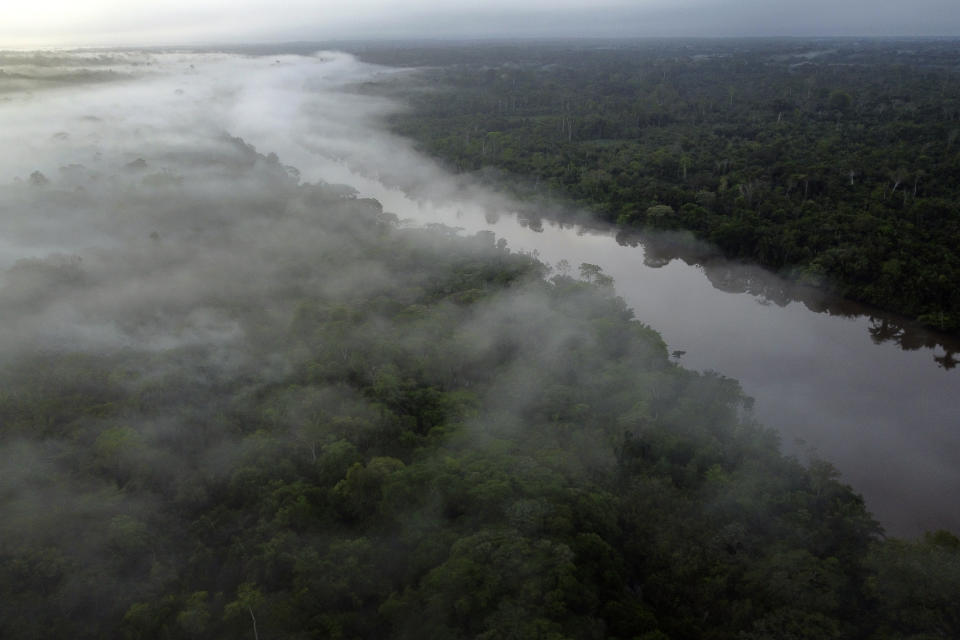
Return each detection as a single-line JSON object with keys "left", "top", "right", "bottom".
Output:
{"left": 374, "top": 39, "right": 960, "bottom": 331}
{"left": 1, "top": 135, "right": 957, "bottom": 640}
{"left": 866, "top": 531, "right": 960, "bottom": 638}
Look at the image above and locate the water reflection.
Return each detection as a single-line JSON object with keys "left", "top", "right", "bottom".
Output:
{"left": 612, "top": 228, "right": 960, "bottom": 370}
{"left": 215, "top": 52, "right": 958, "bottom": 537}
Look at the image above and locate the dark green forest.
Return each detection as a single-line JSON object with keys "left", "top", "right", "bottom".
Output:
{"left": 357, "top": 39, "right": 960, "bottom": 332}
{"left": 2, "top": 139, "right": 959, "bottom": 640}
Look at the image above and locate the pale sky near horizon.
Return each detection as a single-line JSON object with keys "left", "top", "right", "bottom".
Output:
{"left": 3, "top": 0, "right": 960, "bottom": 48}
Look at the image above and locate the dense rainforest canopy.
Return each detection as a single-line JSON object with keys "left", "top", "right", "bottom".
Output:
{"left": 1, "top": 135, "right": 958, "bottom": 640}
{"left": 357, "top": 39, "right": 960, "bottom": 332}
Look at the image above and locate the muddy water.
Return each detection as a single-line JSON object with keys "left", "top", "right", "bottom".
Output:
{"left": 364, "top": 185, "right": 960, "bottom": 537}
{"left": 4, "top": 48, "right": 954, "bottom": 536}
{"left": 220, "top": 52, "right": 960, "bottom": 537}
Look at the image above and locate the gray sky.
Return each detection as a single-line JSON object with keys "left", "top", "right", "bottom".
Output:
{"left": 3, "top": 0, "right": 960, "bottom": 47}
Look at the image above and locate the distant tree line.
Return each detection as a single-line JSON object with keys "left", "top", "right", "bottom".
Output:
{"left": 367, "top": 39, "right": 960, "bottom": 332}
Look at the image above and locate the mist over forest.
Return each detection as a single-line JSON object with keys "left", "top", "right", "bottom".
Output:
{"left": 1, "top": 47, "right": 959, "bottom": 639}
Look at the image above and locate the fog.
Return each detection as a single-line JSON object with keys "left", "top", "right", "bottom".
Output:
{"left": 0, "top": 44, "right": 956, "bottom": 588}
{"left": 0, "top": 50, "right": 676, "bottom": 628}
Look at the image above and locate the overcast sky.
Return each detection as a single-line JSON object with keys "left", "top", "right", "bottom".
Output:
{"left": 3, "top": 0, "right": 960, "bottom": 47}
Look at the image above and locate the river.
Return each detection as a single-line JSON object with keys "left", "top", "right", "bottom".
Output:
{"left": 4, "top": 49, "right": 956, "bottom": 537}
{"left": 308, "top": 168, "right": 960, "bottom": 537}
{"left": 239, "top": 53, "right": 959, "bottom": 537}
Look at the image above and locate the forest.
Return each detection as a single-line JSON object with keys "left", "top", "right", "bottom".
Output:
{"left": 1, "top": 47, "right": 959, "bottom": 640}
{"left": 1, "top": 134, "right": 958, "bottom": 639}
{"left": 356, "top": 39, "right": 960, "bottom": 332}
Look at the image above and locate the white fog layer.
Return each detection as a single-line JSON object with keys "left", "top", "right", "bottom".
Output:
{"left": 1, "top": 50, "right": 958, "bottom": 535}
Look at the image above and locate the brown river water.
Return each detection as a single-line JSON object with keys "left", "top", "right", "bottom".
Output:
{"left": 3, "top": 50, "right": 954, "bottom": 537}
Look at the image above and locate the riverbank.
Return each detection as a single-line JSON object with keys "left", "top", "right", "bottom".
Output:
{"left": 349, "top": 38, "right": 960, "bottom": 333}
